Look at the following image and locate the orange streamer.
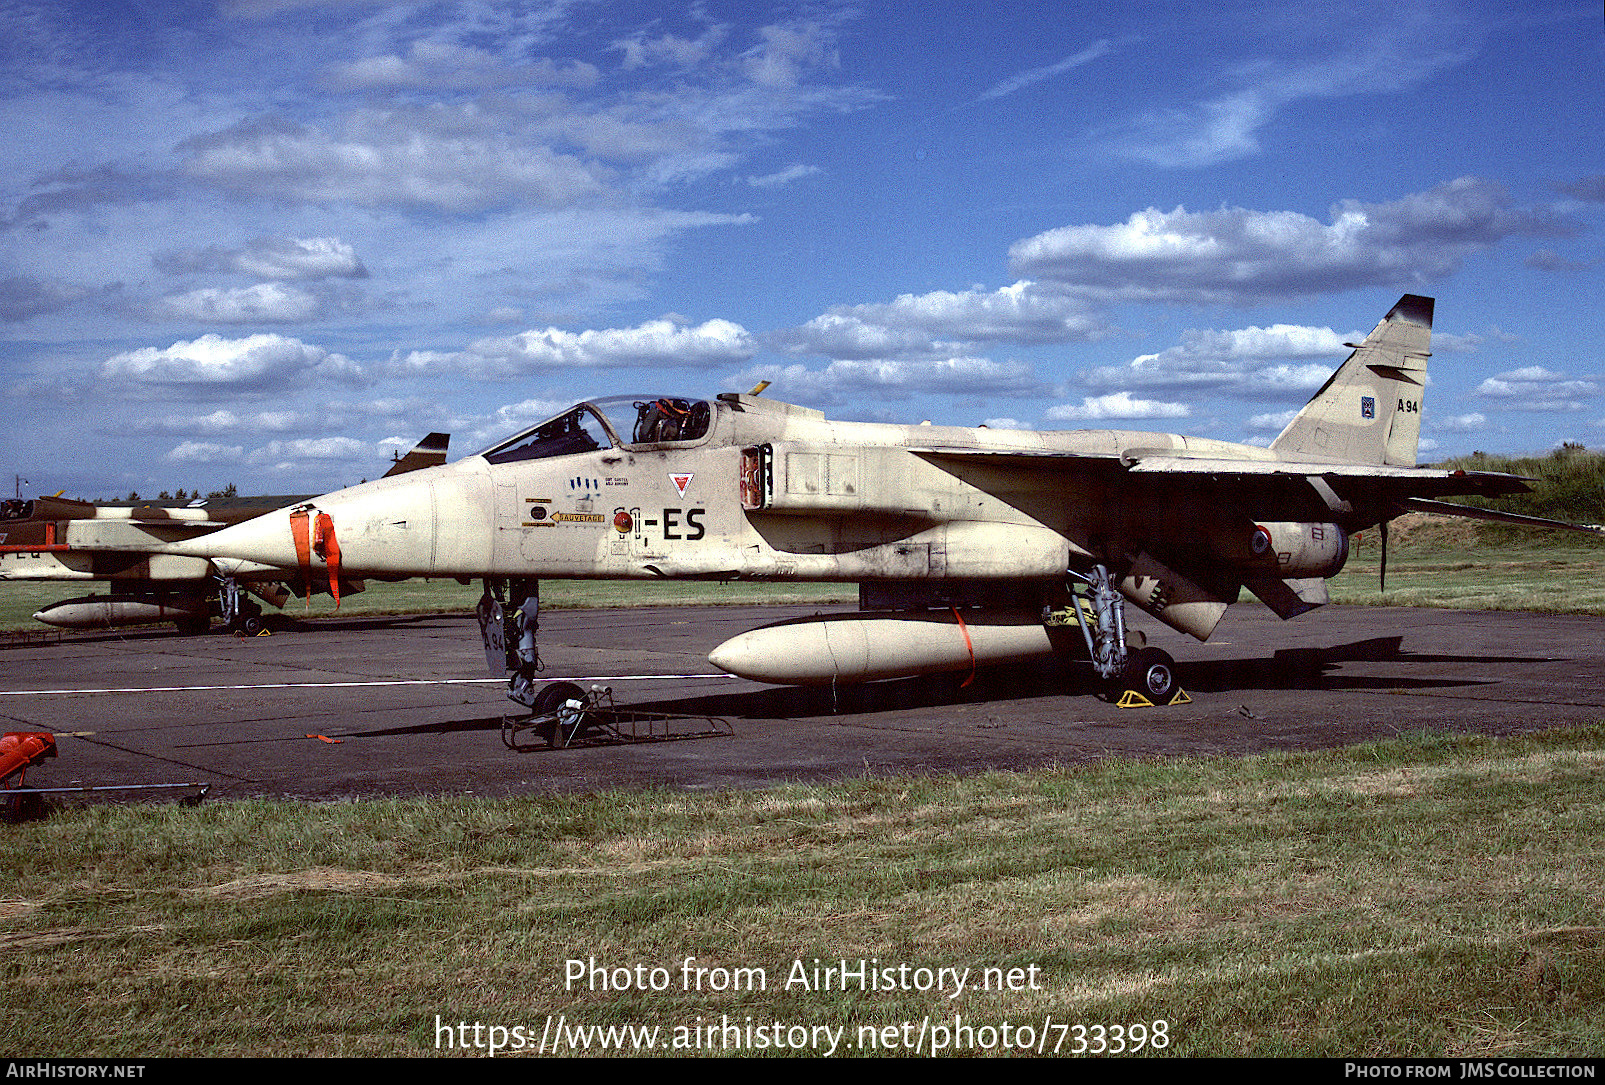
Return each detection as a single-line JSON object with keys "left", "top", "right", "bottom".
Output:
{"left": 950, "top": 606, "right": 976, "bottom": 689}
{"left": 312, "top": 512, "right": 341, "bottom": 607}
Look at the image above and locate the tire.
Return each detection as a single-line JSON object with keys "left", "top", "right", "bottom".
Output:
{"left": 1125, "top": 647, "right": 1177, "bottom": 703}
{"left": 532, "top": 681, "right": 585, "bottom": 716}
{"left": 533, "top": 682, "right": 587, "bottom": 748}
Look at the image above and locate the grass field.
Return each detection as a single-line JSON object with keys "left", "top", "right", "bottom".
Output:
{"left": 1331, "top": 516, "right": 1605, "bottom": 614}
{"left": 1, "top": 726, "right": 1602, "bottom": 1057}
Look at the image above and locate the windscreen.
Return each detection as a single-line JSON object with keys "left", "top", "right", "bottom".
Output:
{"left": 479, "top": 397, "right": 712, "bottom": 464}
{"left": 481, "top": 404, "right": 612, "bottom": 465}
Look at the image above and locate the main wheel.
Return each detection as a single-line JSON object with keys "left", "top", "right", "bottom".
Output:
{"left": 1125, "top": 647, "right": 1177, "bottom": 703}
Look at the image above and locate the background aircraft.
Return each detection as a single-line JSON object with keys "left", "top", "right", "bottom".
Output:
{"left": 141, "top": 295, "right": 1599, "bottom": 705}
{"left": 0, "top": 433, "right": 448, "bottom": 634}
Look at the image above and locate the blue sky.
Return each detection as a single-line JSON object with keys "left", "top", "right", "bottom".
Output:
{"left": 3, "top": 0, "right": 1601, "bottom": 497}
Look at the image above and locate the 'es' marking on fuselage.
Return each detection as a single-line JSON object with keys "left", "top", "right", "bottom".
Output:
{"left": 662, "top": 508, "right": 705, "bottom": 540}
{"left": 669, "top": 472, "right": 693, "bottom": 498}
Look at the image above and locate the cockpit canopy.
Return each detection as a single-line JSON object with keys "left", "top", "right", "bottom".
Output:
{"left": 480, "top": 396, "right": 712, "bottom": 465}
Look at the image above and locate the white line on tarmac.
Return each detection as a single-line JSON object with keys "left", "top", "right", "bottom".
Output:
{"left": 0, "top": 674, "right": 737, "bottom": 697}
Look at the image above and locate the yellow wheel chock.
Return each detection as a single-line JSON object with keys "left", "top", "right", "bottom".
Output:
{"left": 1116, "top": 688, "right": 1192, "bottom": 709}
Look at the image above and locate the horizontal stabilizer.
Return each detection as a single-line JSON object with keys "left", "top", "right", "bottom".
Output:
{"left": 1400, "top": 498, "right": 1605, "bottom": 537}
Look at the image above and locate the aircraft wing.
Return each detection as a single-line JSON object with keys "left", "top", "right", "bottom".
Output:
{"left": 910, "top": 446, "right": 1534, "bottom": 506}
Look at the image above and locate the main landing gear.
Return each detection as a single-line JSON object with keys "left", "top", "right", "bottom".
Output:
{"left": 1064, "top": 564, "right": 1184, "bottom": 706}
{"left": 216, "top": 576, "right": 265, "bottom": 636}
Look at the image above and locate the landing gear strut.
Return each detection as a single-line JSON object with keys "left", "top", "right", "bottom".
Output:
{"left": 1066, "top": 564, "right": 1127, "bottom": 681}
{"left": 1066, "top": 564, "right": 1180, "bottom": 703}
{"left": 216, "top": 576, "right": 263, "bottom": 635}
{"left": 479, "top": 578, "right": 543, "bottom": 709}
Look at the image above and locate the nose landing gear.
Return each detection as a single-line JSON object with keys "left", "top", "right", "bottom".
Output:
{"left": 478, "top": 577, "right": 543, "bottom": 709}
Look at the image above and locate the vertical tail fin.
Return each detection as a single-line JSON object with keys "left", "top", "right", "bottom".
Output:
{"left": 1270, "top": 295, "right": 1432, "bottom": 466}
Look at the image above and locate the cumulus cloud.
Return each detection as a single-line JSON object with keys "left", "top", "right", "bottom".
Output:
{"left": 157, "top": 236, "right": 368, "bottom": 281}
{"left": 1009, "top": 178, "right": 1569, "bottom": 305}
{"left": 743, "top": 18, "right": 844, "bottom": 89}
{"left": 179, "top": 114, "right": 611, "bottom": 214}
{"left": 1432, "top": 412, "right": 1489, "bottom": 432}
{"left": 1472, "top": 367, "right": 1599, "bottom": 412}
{"left": 410, "top": 317, "right": 760, "bottom": 377}
{"left": 459, "top": 397, "right": 577, "bottom": 449}
{"left": 614, "top": 21, "right": 730, "bottom": 70}
{"left": 136, "top": 408, "right": 315, "bottom": 435}
{"left": 323, "top": 42, "right": 598, "bottom": 92}
{"left": 167, "top": 441, "right": 244, "bottom": 463}
{"left": 1083, "top": 322, "right": 1347, "bottom": 398}
{"left": 102, "top": 333, "right": 360, "bottom": 387}
{"left": 173, "top": 11, "right": 879, "bottom": 219}
{"left": 732, "top": 355, "right": 1053, "bottom": 406}
{"left": 247, "top": 436, "right": 372, "bottom": 465}
{"left": 156, "top": 283, "right": 320, "bottom": 324}
{"left": 1247, "top": 408, "right": 1301, "bottom": 432}
{"left": 778, "top": 281, "right": 1106, "bottom": 360}
{"left": 5, "top": 164, "right": 178, "bottom": 226}
{"left": 1043, "top": 392, "right": 1191, "bottom": 422}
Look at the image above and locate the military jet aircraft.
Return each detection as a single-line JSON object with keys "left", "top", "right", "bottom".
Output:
{"left": 144, "top": 295, "right": 1595, "bottom": 704}
{"left": 0, "top": 433, "right": 448, "bottom": 634}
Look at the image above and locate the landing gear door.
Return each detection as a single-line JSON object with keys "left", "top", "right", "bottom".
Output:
{"left": 477, "top": 591, "right": 506, "bottom": 675}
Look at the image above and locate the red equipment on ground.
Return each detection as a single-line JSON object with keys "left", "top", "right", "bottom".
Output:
{"left": 0, "top": 732, "right": 57, "bottom": 786}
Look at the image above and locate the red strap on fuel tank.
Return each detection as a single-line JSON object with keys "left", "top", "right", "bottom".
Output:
{"left": 950, "top": 606, "right": 976, "bottom": 689}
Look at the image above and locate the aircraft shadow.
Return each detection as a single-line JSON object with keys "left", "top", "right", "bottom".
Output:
{"left": 313, "top": 716, "right": 506, "bottom": 740}
{"left": 32, "top": 610, "right": 466, "bottom": 645}
{"left": 171, "top": 715, "right": 505, "bottom": 747}
{"left": 1175, "top": 636, "right": 1549, "bottom": 694}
